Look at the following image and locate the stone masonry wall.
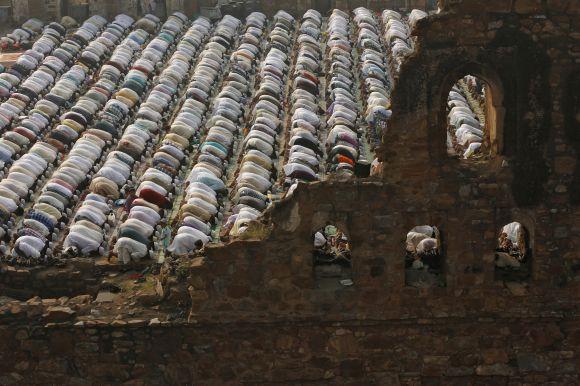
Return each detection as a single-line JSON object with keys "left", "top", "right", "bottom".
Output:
{"left": 184, "top": 180, "right": 579, "bottom": 322}
{"left": 382, "top": 0, "right": 580, "bottom": 280}
{"left": 0, "top": 317, "right": 578, "bottom": 385}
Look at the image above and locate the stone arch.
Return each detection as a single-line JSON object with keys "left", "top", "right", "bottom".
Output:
{"left": 509, "top": 211, "right": 536, "bottom": 256}
{"left": 494, "top": 213, "right": 535, "bottom": 282}
{"left": 389, "top": 44, "right": 521, "bottom": 163}
{"left": 312, "top": 222, "right": 353, "bottom": 284}
{"left": 404, "top": 224, "right": 445, "bottom": 288}
{"left": 437, "top": 63, "right": 505, "bottom": 157}
{"left": 380, "top": 12, "right": 551, "bottom": 206}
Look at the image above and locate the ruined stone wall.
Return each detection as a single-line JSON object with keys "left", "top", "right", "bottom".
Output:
{"left": 0, "top": 317, "right": 578, "bottom": 385}
{"left": 170, "top": 0, "right": 580, "bottom": 317}
{"left": 163, "top": 1, "right": 580, "bottom": 380}
{"left": 381, "top": 0, "right": 580, "bottom": 283}
{"left": 183, "top": 180, "right": 579, "bottom": 321}
{"left": 0, "top": 259, "right": 103, "bottom": 300}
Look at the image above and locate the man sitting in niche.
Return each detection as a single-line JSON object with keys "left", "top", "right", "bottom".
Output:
{"left": 495, "top": 222, "right": 527, "bottom": 269}
{"left": 405, "top": 225, "right": 440, "bottom": 271}
{"left": 313, "top": 226, "right": 351, "bottom": 267}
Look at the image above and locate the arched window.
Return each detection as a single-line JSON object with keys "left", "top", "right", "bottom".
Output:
{"left": 405, "top": 225, "right": 445, "bottom": 287}
{"left": 447, "top": 75, "right": 488, "bottom": 158}
{"left": 495, "top": 222, "right": 531, "bottom": 282}
{"left": 313, "top": 224, "right": 352, "bottom": 285}
{"left": 440, "top": 66, "right": 505, "bottom": 159}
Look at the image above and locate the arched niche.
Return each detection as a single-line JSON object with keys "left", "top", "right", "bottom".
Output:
{"left": 494, "top": 221, "right": 532, "bottom": 283}
{"left": 437, "top": 63, "right": 505, "bottom": 159}
{"left": 404, "top": 224, "right": 445, "bottom": 288}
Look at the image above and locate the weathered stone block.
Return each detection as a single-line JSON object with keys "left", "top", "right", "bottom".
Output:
{"left": 517, "top": 353, "right": 550, "bottom": 372}
{"left": 515, "top": 0, "right": 544, "bottom": 13}
{"left": 339, "top": 359, "right": 364, "bottom": 377}
{"left": 43, "top": 307, "right": 75, "bottom": 323}
{"left": 475, "top": 363, "right": 516, "bottom": 376}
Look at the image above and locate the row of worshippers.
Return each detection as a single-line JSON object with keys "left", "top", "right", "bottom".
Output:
{"left": 0, "top": 15, "right": 141, "bottom": 256}
{"left": 464, "top": 75, "right": 486, "bottom": 104}
{"left": 324, "top": 9, "right": 359, "bottom": 177}
{"left": 8, "top": 14, "right": 167, "bottom": 264}
{"left": 381, "top": 10, "right": 425, "bottom": 74}
{"left": 0, "top": 21, "right": 67, "bottom": 100}
{"left": 224, "top": 10, "right": 295, "bottom": 237}
{"left": 1, "top": 18, "right": 46, "bottom": 50}
{"left": 0, "top": 17, "right": 109, "bottom": 132}
{"left": 0, "top": 16, "right": 126, "bottom": 153}
{"left": 0, "top": 16, "right": 116, "bottom": 104}
{"left": 60, "top": 13, "right": 208, "bottom": 262}
{"left": 0, "top": 15, "right": 137, "bottom": 171}
{"left": 447, "top": 82, "right": 484, "bottom": 158}
{"left": 167, "top": 13, "right": 268, "bottom": 257}
{"left": 0, "top": 16, "right": 143, "bottom": 212}
{"left": 354, "top": 7, "right": 392, "bottom": 147}
{"left": 124, "top": 14, "right": 246, "bottom": 260}
{"left": 281, "top": 9, "right": 324, "bottom": 186}
{"left": 65, "top": 14, "right": 239, "bottom": 262}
